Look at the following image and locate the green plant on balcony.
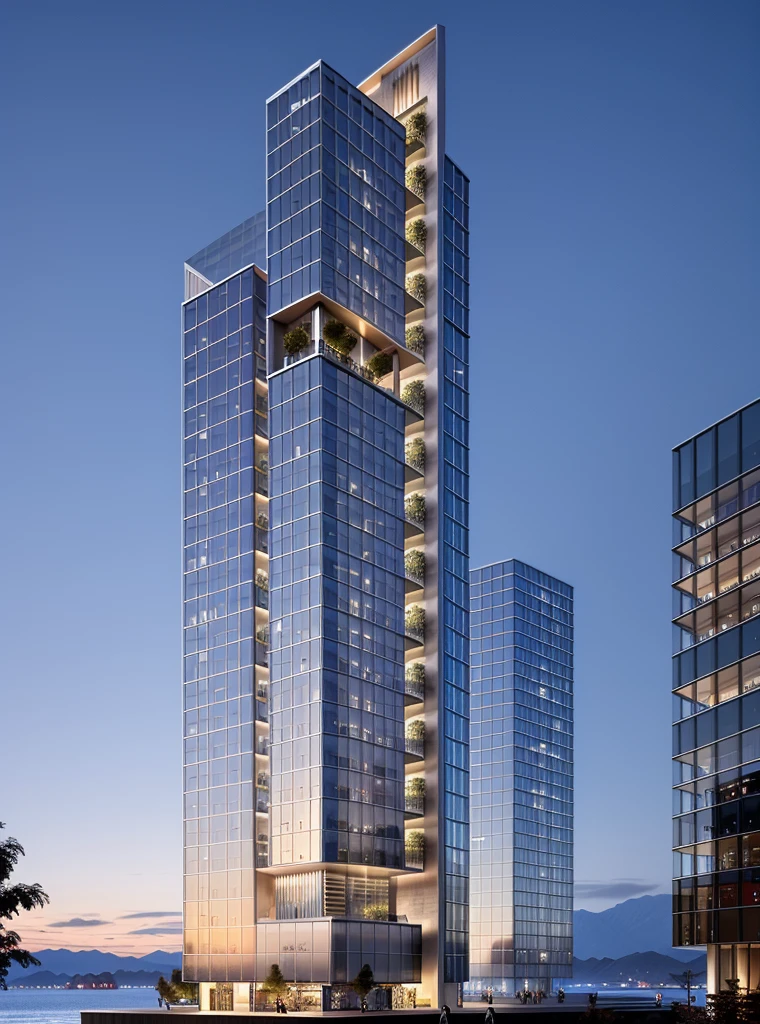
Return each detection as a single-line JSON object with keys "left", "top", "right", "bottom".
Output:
{"left": 256, "top": 570, "right": 269, "bottom": 592}
{"left": 406, "top": 661, "right": 425, "bottom": 687}
{"left": 283, "top": 323, "right": 310, "bottom": 356}
{"left": 401, "top": 379, "right": 426, "bottom": 413}
{"left": 256, "top": 454, "right": 269, "bottom": 472}
{"left": 405, "top": 436, "right": 425, "bottom": 471}
{"left": 405, "top": 111, "right": 427, "bottom": 145}
{"left": 405, "top": 549, "right": 425, "bottom": 581}
{"left": 406, "top": 163, "right": 426, "bottom": 199}
{"left": 406, "top": 718, "right": 425, "bottom": 742}
{"left": 406, "top": 273, "right": 426, "bottom": 303}
{"left": 405, "top": 323, "right": 425, "bottom": 356}
{"left": 405, "top": 829, "right": 425, "bottom": 860}
{"left": 406, "top": 777, "right": 426, "bottom": 799}
{"left": 405, "top": 605, "right": 425, "bottom": 637}
{"left": 322, "top": 319, "right": 357, "bottom": 356}
{"left": 256, "top": 627, "right": 269, "bottom": 644}
{"left": 362, "top": 902, "right": 389, "bottom": 921}
{"left": 406, "top": 218, "right": 426, "bottom": 252}
{"left": 405, "top": 492, "right": 425, "bottom": 525}
{"left": 366, "top": 350, "right": 393, "bottom": 380}
{"left": 256, "top": 511, "right": 269, "bottom": 529}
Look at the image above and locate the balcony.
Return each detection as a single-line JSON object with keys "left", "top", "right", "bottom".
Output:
{"left": 255, "top": 528, "right": 268, "bottom": 554}
{"left": 404, "top": 736, "right": 424, "bottom": 762}
{"left": 404, "top": 795, "right": 424, "bottom": 818}
{"left": 404, "top": 673, "right": 424, "bottom": 704}
{"left": 256, "top": 794, "right": 269, "bottom": 814}
{"left": 255, "top": 586, "right": 269, "bottom": 611}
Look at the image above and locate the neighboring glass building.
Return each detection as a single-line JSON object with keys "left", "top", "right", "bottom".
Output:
{"left": 468, "top": 560, "right": 574, "bottom": 997}
{"left": 181, "top": 223, "right": 270, "bottom": 1010}
{"left": 182, "top": 26, "right": 470, "bottom": 1013}
{"left": 671, "top": 398, "right": 760, "bottom": 994}
{"left": 261, "top": 26, "right": 469, "bottom": 1011}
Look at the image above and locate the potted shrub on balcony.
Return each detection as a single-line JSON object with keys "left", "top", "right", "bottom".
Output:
{"left": 283, "top": 323, "right": 310, "bottom": 356}
{"left": 256, "top": 627, "right": 269, "bottom": 645}
{"left": 406, "top": 273, "right": 426, "bottom": 303}
{"left": 401, "top": 379, "right": 426, "bottom": 414}
{"left": 256, "top": 511, "right": 269, "bottom": 529}
{"left": 405, "top": 549, "right": 425, "bottom": 581}
{"left": 405, "top": 323, "right": 425, "bottom": 356}
{"left": 256, "top": 570, "right": 269, "bottom": 592}
{"left": 322, "top": 319, "right": 357, "bottom": 356}
{"left": 406, "top": 718, "right": 425, "bottom": 742}
{"left": 366, "top": 350, "right": 393, "bottom": 380}
{"left": 406, "top": 661, "right": 425, "bottom": 689}
{"left": 406, "top": 163, "right": 426, "bottom": 199}
{"left": 406, "top": 218, "right": 426, "bottom": 253}
{"left": 405, "top": 492, "right": 425, "bottom": 525}
{"left": 405, "top": 436, "right": 425, "bottom": 471}
{"left": 405, "top": 605, "right": 425, "bottom": 638}
{"left": 406, "top": 777, "right": 426, "bottom": 804}
{"left": 405, "top": 111, "right": 427, "bottom": 145}
{"left": 405, "top": 829, "right": 425, "bottom": 867}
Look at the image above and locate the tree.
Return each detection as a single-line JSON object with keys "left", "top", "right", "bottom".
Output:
{"left": 0, "top": 822, "right": 49, "bottom": 990}
{"left": 156, "top": 969, "right": 198, "bottom": 1005}
{"left": 262, "top": 963, "right": 289, "bottom": 1000}
{"left": 352, "top": 963, "right": 375, "bottom": 1000}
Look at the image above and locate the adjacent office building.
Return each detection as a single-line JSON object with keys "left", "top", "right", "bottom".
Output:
{"left": 182, "top": 26, "right": 470, "bottom": 1010}
{"left": 671, "top": 399, "right": 760, "bottom": 994}
{"left": 468, "top": 560, "right": 574, "bottom": 996}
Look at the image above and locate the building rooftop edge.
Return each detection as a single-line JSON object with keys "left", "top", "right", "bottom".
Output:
{"left": 672, "top": 395, "right": 760, "bottom": 452}
{"left": 470, "top": 558, "right": 573, "bottom": 590}
{"left": 357, "top": 25, "right": 440, "bottom": 94}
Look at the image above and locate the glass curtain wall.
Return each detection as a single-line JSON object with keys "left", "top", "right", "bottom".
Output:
{"left": 469, "top": 560, "right": 574, "bottom": 996}
{"left": 672, "top": 399, "right": 760, "bottom": 992}
{"left": 182, "top": 267, "right": 268, "bottom": 984}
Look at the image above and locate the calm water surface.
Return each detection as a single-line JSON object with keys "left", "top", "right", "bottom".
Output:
{"left": 0, "top": 988, "right": 159, "bottom": 1024}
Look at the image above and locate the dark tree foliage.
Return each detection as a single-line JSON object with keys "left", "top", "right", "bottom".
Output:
{"left": 351, "top": 963, "right": 375, "bottom": 999}
{"left": 0, "top": 822, "right": 50, "bottom": 990}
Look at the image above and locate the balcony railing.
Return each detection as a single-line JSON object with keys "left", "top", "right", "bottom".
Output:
{"left": 405, "top": 795, "right": 424, "bottom": 816}
{"left": 405, "top": 676, "right": 424, "bottom": 702}
{"left": 405, "top": 736, "right": 424, "bottom": 759}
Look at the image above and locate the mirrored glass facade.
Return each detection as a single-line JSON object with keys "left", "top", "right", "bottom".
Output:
{"left": 182, "top": 217, "right": 269, "bottom": 991}
{"left": 671, "top": 398, "right": 760, "bottom": 993}
{"left": 468, "top": 560, "right": 574, "bottom": 996}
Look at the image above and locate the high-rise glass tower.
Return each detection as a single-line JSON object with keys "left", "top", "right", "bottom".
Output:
{"left": 181, "top": 215, "right": 270, "bottom": 1011}
{"left": 671, "top": 398, "right": 760, "bottom": 995}
{"left": 182, "top": 26, "right": 470, "bottom": 1012}
{"left": 468, "top": 560, "right": 573, "bottom": 997}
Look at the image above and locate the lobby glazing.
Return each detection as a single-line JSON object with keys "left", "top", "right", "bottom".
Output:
{"left": 468, "top": 561, "right": 573, "bottom": 996}
{"left": 672, "top": 398, "right": 760, "bottom": 993}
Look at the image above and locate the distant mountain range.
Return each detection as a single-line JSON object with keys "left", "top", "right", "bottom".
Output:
{"left": 5, "top": 949, "right": 180, "bottom": 983}
{"left": 8, "top": 895, "right": 700, "bottom": 987}
{"left": 574, "top": 894, "right": 700, "bottom": 962}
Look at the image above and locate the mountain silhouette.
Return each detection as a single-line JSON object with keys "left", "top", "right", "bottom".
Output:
{"left": 574, "top": 894, "right": 699, "bottom": 961}
{"left": 4, "top": 948, "right": 180, "bottom": 983}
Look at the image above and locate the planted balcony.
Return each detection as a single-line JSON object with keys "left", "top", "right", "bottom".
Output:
{"left": 366, "top": 350, "right": 393, "bottom": 381}
{"left": 401, "top": 379, "right": 426, "bottom": 416}
{"left": 255, "top": 627, "right": 269, "bottom": 667}
{"left": 256, "top": 510, "right": 269, "bottom": 530}
{"left": 405, "top": 662, "right": 425, "bottom": 703}
{"left": 405, "top": 605, "right": 425, "bottom": 645}
{"left": 406, "top": 273, "right": 426, "bottom": 304}
{"left": 405, "top": 111, "right": 427, "bottom": 146}
{"left": 283, "top": 323, "right": 311, "bottom": 358}
{"left": 405, "top": 719, "right": 425, "bottom": 761}
{"left": 406, "top": 164, "right": 426, "bottom": 201}
{"left": 405, "top": 549, "right": 425, "bottom": 588}
{"left": 405, "top": 492, "right": 425, "bottom": 529}
{"left": 406, "top": 323, "right": 425, "bottom": 357}
{"left": 406, "top": 437, "right": 425, "bottom": 473}
{"left": 406, "top": 217, "right": 427, "bottom": 254}
{"left": 322, "top": 319, "right": 358, "bottom": 356}
{"left": 405, "top": 828, "right": 425, "bottom": 870}
{"left": 405, "top": 777, "right": 426, "bottom": 817}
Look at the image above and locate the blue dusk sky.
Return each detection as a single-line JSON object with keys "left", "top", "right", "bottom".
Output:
{"left": 1, "top": 0, "right": 758, "bottom": 955}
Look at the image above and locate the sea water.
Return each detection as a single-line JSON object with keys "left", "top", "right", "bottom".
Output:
{"left": 0, "top": 988, "right": 159, "bottom": 1024}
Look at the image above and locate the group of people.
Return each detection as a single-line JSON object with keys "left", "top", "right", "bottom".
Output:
{"left": 274, "top": 996, "right": 288, "bottom": 1013}
{"left": 515, "top": 989, "right": 547, "bottom": 1005}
